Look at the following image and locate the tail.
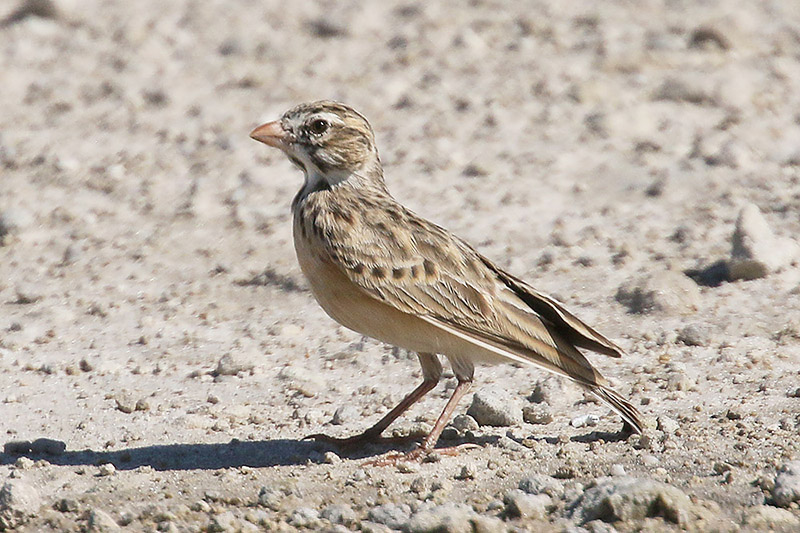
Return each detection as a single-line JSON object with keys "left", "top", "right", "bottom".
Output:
{"left": 586, "top": 385, "right": 644, "bottom": 434}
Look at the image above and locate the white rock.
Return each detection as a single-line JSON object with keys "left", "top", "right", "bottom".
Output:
{"left": 729, "top": 204, "right": 800, "bottom": 280}
{"left": 0, "top": 481, "right": 41, "bottom": 530}
{"left": 773, "top": 461, "right": 800, "bottom": 507}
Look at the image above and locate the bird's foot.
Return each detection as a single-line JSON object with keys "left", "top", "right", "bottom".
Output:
{"left": 363, "top": 443, "right": 480, "bottom": 467}
{"left": 303, "top": 431, "right": 419, "bottom": 451}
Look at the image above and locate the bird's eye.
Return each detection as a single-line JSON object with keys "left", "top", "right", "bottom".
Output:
{"left": 308, "top": 119, "right": 329, "bottom": 135}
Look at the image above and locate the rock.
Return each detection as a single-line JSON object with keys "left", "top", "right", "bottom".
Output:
{"left": 571, "top": 477, "right": 692, "bottom": 526}
{"left": 729, "top": 204, "right": 800, "bottom": 280}
{"left": 615, "top": 271, "right": 700, "bottom": 315}
{"left": 529, "top": 375, "right": 581, "bottom": 405}
{"left": 677, "top": 324, "right": 711, "bottom": 347}
{"left": 87, "top": 509, "right": 120, "bottom": 532}
{"left": 406, "top": 503, "right": 477, "bottom": 533}
{"left": 772, "top": 461, "right": 800, "bottom": 507}
{"left": 0, "top": 207, "right": 33, "bottom": 241}
{"left": 467, "top": 389, "right": 522, "bottom": 427}
{"left": 321, "top": 504, "right": 357, "bottom": 526}
{"left": 288, "top": 507, "right": 320, "bottom": 528}
{"left": 98, "top": 463, "right": 116, "bottom": 476}
{"left": 504, "top": 489, "right": 551, "bottom": 519}
{"left": 523, "top": 404, "right": 553, "bottom": 424}
{"left": 331, "top": 404, "right": 358, "bottom": 425}
{"left": 454, "top": 465, "right": 476, "bottom": 480}
{"left": 0, "top": 480, "right": 42, "bottom": 530}
{"left": 367, "top": 503, "right": 412, "bottom": 530}
{"left": 277, "top": 365, "right": 325, "bottom": 397}
{"left": 570, "top": 414, "right": 599, "bottom": 428}
{"left": 657, "top": 416, "right": 680, "bottom": 434}
{"left": 214, "top": 354, "right": 251, "bottom": 376}
{"left": 518, "top": 474, "right": 564, "bottom": 498}
{"left": 114, "top": 391, "right": 136, "bottom": 413}
{"left": 743, "top": 505, "right": 800, "bottom": 530}
{"left": 450, "top": 414, "right": 479, "bottom": 432}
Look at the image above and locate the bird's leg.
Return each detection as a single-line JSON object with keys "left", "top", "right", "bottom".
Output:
{"left": 305, "top": 353, "right": 442, "bottom": 449}
{"left": 368, "top": 377, "right": 475, "bottom": 465}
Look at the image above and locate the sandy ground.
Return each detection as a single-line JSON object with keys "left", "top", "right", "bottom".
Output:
{"left": 1, "top": 0, "right": 800, "bottom": 531}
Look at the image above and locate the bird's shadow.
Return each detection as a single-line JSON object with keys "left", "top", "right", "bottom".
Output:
{"left": 0, "top": 428, "right": 628, "bottom": 471}
{"left": 0, "top": 438, "right": 335, "bottom": 471}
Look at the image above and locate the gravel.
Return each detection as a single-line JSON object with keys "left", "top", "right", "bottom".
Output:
{"left": 772, "top": 461, "right": 800, "bottom": 508}
{"left": 0, "top": 481, "right": 41, "bottom": 530}
{"left": 467, "top": 388, "right": 523, "bottom": 427}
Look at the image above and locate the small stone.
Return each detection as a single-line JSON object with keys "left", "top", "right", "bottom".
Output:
{"left": 523, "top": 404, "right": 553, "bottom": 424}
{"left": 0, "top": 207, "right": 33, "bottom": 240}
{"left": 772, "top": 461, "right": 800, "bottom": 507}
{"left": 135, "top": 399, "right": 150, "bottom": 411}
{"left": 367, "top": 503, "right": 412, "bottom": 530}
{"left": 97, "top": 463, "right": 116, "bottom": 476}
{"left": 257, "top": 488, "right": 282, "bottom": 511}
{"left": 87, "top": 509, "right": 120, "bottom": 532}
{"left": 529, "top": 376, "right": 581, "bottom": 405}
{"left": 13, "top": 457, "right": 34, "bottom": 470}
{"left": 455, "top": 465, "right": 475, "bottom": 480}
{"left": 320, "top": 504, "right": 357, "bottom": 526}
{"left": 322, "top": 451, "right": 341, "bottom": 464}
{"left": 467, "top": 389, "right": 522, "bottom": 427}
{"left": 0, "top": 481, "right": 42, "bottom": 530}
{"left": 616, "top": 271, "right": 700, "bottom": 315}
{"left": 332, "top": 404, "right": 358, "bottom": 425}
{"left": 610, "top": 464, "right": 627, "bottom": 477}
{"left": 677, "top": 324, "right": 711, "bottom": 347}
{"left": 729, "top": 204, "right": 800, "bottom": 280}
{"left": 571, "top": 477, "right": 692, "bottom": 525}
{"left": 215, "top": 354, "right": 249, "bottom": 376}
{"left": 570, "top": 414, "right": 600, "bottom": 428}
{"left": 406, "top": 503, "right": 478, "bottom": 533}
{"left": 56, "top": 498, "right": 79, "bottom": 512}
{"left": 288, "top": 507, "right": 319, "bottom": 528}
{"left": 518, "top": 474, "right": 564, "bottom": 498}
{"left": 743, "top": 505, "right": 800, "bottom": 529}
{"left": 657, "top": 416, "right": 680, "bottom": 434}
{"left": 114, "top": 391, "right": 136, "bottom": 414}
{"left": 504, "top": 490, "right": 551, "bottom": 519}
{"left": 450, "top": 414, "right": 479, "bottom": 432}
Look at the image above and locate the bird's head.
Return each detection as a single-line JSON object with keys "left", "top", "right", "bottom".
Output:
{"left": 250, "top": 101, "right": 382, "bottom": 188}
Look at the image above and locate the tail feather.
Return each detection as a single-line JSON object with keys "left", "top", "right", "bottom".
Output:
{"left": 587, "top": 385, "right": 644, "bottom": 434}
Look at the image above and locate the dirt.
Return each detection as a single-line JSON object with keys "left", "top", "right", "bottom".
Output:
{"left": 1, "top": 0, "right": 799, "bottom": 531}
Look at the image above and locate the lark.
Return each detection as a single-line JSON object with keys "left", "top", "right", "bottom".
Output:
{"left": 250, "top": 101, "right": 643, "bottom": 461}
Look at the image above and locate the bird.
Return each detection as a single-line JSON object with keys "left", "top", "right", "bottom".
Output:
{"left": 249, "top": 101, "right": 643, "bottom": 462}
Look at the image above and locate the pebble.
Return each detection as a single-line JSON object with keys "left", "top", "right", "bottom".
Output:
{"left": 277, "top": 365, "right": 325, "bottom": 397}
{"left": 87, "top": 509, "right": 120, "bottom": 532}
{"left": 288, "top": 507, "right": 320, "bottom": 528}
{"left": 322, "top": 451, "right": 341, "bottom": 464}
{"left": 466, "top": 388, "right": 522, "bottom": 426}
{"left": 523, "top": 404, "right": 553, "bottom": 424}
{"left": 518, "top": 474, "right": 564, "bottom": 498}
{"left": 0, "top": 480, "right": 42, "bottom": 530}
{"left": 454, "top": 464, "right": 475, "bottom": 480}
{"left": 615, "top": 271, "right": 700, "bottom": 315}
{"left": 529, "top": 376, "right": 581, "bottom": 405}
{"left": 405, "top": 503, "right": 482, "bottom": 533}
{"left": 657, "top": 415, "right": 680, "bottom": 434}
{"left": 610, "top": 465, "right": 627, "bottom": 477}
{"left": 97, "top": 463, "right": 116, "bottom": 476}
{"left": 504, "top": 490, "right": 551, "bottom": 519}
{"left": 571, "top": 477, "right": 692, "bottom": 526}
{"left": 215, "top": 354, "right": 251, "bottom": 376}
{"left": 0, "top": 207, "right": 33, "bottom": 240}
{"left": 729, "top": 203, "right": 800, "bottom": 280}
{"left": 13, "top": 457, "right": 34, "bottom": 470}
{"left": 742, "top": 505, "right": 800, "bottom": 529}
{"left": 677, "top": 324, "right": 712, "bottom": 347}
{"left": 114, "top": 391, "right": 136, "bottom": 414}
{"left": 367, "top": 503, "right": 412, "bottom": 530}
{"left": 332, "top": 404, "right": 358, "bottom": 425}
{"left": 772, "top": 461, "right": 800, "bottom": 507}
{"left": 570, "top": 414, "right": 599, "bottom": 428}
{"left": 320, "top": 504, "right": 357, "bottom": 526}
{"left": 450, "top": 414, "right": 479, "bottom": 432}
